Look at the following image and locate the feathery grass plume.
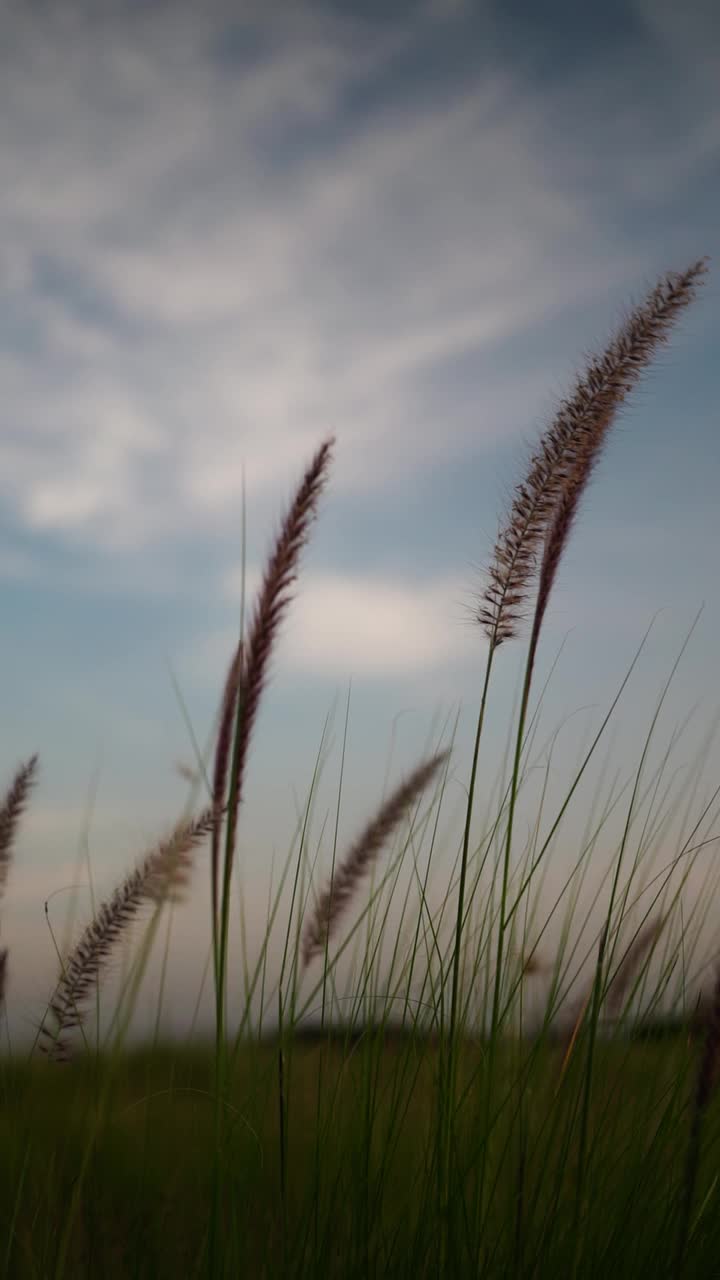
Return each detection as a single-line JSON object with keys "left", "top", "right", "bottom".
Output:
{"left": 218, "top": 437, "right": 334, "bottom": 909}
{"left": 210, "top": 641, "right": 242, "bottom": 931}
{"left": 41, "top": 806, "right": 218, "bottom": 1062}
{"left": 530, "top": 261, "right": 707, "bottom": 653}
{"left": 208, "top": 439, "right": 334, "bottom": 1269}
{"left": 0, "top": 753, "right": 39, "bottom": 898}
{"left": 492, "top": 259, "right": 708, "bottom": 1062}
{"left": 0, "top": 754, "right": 38, "bottom": 1005}
{"left": 301, "top": 749, "right": 449, "bottom": 968}
{"left": 477, "top": 259, "right": 708, "bottom": 649}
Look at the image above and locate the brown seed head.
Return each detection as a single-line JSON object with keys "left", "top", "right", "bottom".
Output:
{"left": 0, "top": 754, "right": 39, "bottom": 897}
{"left": 478, "top": 259, "right": 708, "bottom": 648}
{"left": 42, "top": 806, "right": 218, "bottom": 1061}
{"left": 219, "top": 437, "right": 334, "bottom": 898}
{"left": 302, "top": 749, "right": 449, "bottom": 968}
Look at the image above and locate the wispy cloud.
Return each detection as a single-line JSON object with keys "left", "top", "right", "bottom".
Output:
{"left": 4, "top": 0, "right": 713, "bottom": 564}
{"left": 188, "top": 567, "right": 475, "bottom": 680}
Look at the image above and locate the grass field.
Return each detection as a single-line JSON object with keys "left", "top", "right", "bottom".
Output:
{"left": 0, "top": 1031, "right": 716, "bottom": 1278}
{"left": 0, "top": 259, "right": 716, "bottom": 1277}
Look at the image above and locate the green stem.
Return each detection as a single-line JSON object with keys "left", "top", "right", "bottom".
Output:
{"left": 571, "top": 926, "right": 608, "bottom": 1277}
{"left": 477, "top": 614, "right": 540, "bottom": 1253}
{"left": 209, "top": 677, "right": 247, "bottom": 1275}
{"left": 441, "top": 646, "right": 495, "bottom": 1265}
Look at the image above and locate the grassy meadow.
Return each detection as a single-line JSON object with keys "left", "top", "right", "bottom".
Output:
{"left": 1, "top": 258, "right": 719, "bottom": 1277}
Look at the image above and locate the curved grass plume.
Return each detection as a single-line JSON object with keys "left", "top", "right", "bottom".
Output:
{"left": 301, "top": 749, "right": 450, "bottom": 968}
{"left": 0, "top": 754, "right": 38, "bottom": 1005}
{"left": 40, "top": 807, "right": 218, "bottom": 1062}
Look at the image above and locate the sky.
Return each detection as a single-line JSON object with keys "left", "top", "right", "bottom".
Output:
{"left": 1, "top": 0, "right": 719, "bottom": 1045}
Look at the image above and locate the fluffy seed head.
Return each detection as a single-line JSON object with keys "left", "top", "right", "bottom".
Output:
{"left": 42, "top": 806, "right": 218, "bottom": 1061}
{"left": 478, "top": 259, "right": 708, "bottom": 648}
{"left": 302, "top": 749, "right": 449, "bottom": 968}
{"left": 0, "top": 754, "right": 39, "bottom": 897}
{"left": 218, "top": 437, "right": 334, "bottom": 900}
{"left": 0, "top": 754, "right": 38, "bottom": 1007}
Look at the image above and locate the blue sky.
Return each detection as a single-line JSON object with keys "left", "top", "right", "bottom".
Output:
{"left": 1, "top": 0, "right": 719, "bottom": 1042}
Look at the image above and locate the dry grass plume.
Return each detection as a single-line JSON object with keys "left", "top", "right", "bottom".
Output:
{"left": 0, "top": 754, "right": 39, "bottom": 896}
{"left": 302, "top": 749, "right": 449, "bottom": 968}
{"left": 214, "top": 437, "right": 334, "bottom": 933}
{"left": 211, "top": 642, "right": 242, "bottom": 930}
{"left": 42, "top": 806, "right": 218, "bottom": 1061}
{"left": 478, "top": 260, "right": 707, "bottom": 651}
{"left": 0, "top": 754, "right": 39, "bottom": 1005}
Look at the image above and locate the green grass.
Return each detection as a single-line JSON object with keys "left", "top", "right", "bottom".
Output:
{"left": 0, "top": 1032, "right": 717, "bottom": 1278}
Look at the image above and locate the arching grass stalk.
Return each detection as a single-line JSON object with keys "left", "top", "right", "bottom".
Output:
{"left": 491, "top": 260, "right": 707, "bottom": 1048}
{"left": 215, "top": 463, "right": 246, "bottom": 974}
{"left": 276, "top": 707, "right": 334, "bottom": 1264}
{"left": 44, "top": 808, "right": 216, "bottom": 1280}
{"left": 207, "top": 437, "right": 334, "bottom": 1276}
{"left": 467, "top": 261, "right": 706, "bottom": 1256}
{"left": 441, "top": 647, "right": 495, "bottom": 1261}
{"left": 213, "top": 436, "right": 333, "bottom": 1040}
{"left": 518, "top": 608, "right": 703, "bottom": 1073}
{"left": 312, "top": 678, "right": 352, "bottom": 1260}
{"left": 596, "top": 609, "right": 703, "bottom": 1012}
{"left": 442, "top": 637, "right": 576, "bottom": 1030}
{"left": 439, "top": 621, "right": 642, "bottom": 1262}
{"left": 569, "top": 922, "right": 608, "bottom": 1274}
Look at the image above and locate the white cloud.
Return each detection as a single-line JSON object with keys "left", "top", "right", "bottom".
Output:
{"left": 0, "top": 0, "right": 714, "bottom": 565}
{"left": 188, "top": 567, "right": 476, "bottom": 679}
{"left": 289, "top": 573, "right": 473, "bottom": 673}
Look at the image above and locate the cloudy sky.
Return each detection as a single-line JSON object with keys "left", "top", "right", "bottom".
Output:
{"left": 1, "top": 0, "right": 718, "bottom": 1043}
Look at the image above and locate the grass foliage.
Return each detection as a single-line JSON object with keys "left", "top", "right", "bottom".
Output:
{"left": 0, "top": 258, "right": 716, "bottom": 1277}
